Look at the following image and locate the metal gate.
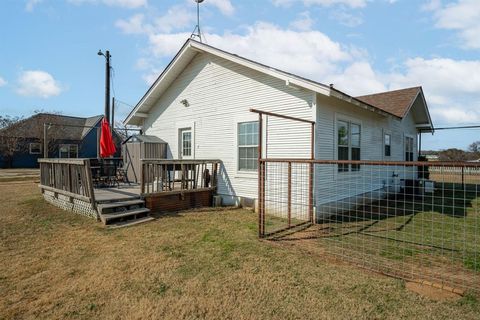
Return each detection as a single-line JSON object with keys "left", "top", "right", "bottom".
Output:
{"left": 252, "top": 109, "right": 480, "bottom": 295}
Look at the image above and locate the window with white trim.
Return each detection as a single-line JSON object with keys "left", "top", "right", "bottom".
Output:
{"left": 337, "top": 120, "right": 361, "bottom": 172}
{"left": 59, "top": 144, "right": 78, "bottom": 158}
{"left": 405, "top": 136, "right": 414, "bottom": 161}
{"left": 238, "top": 121, "right": 259, "bottom": 171}
{"left": 29, "top": 143, "right": 42, "bottom": 155}
{"left": 182, "top": 131, "right": 192, "bottom": 157}
{"left": 384, "top": 133, "right": 391, "bottom": 157}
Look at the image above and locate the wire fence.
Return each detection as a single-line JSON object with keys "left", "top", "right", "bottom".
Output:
{"left": 260, "top": 159, "right": 480, "bottom": 294}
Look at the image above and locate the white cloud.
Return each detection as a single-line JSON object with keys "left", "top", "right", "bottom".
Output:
{"left": 387, "top": 57, "right": 480, "bottom": 124}
{"left": 206, "top": 0, "right": 235, "bottom": 16}
{"left": 290, "top": 11, "right": 314, "bottom": 31}
{"left": 330, "top": 10, "right": 363, "bottom": 27}
{"left": 432, "top": 107, "right": 480, "bottom": 124}
{"left": 115, "top": 14, "right": 150, "bottom": 34}
{"left": 389, "top": 58, "right": 480, "bottom": 95}
{"left": 16, "top": 70, "right": 62, "bottom": 98}
{"left": 25, "top": 0, "right": 42, "bottom": 12}
{"left": 116, "top": 0, "right": 237, "bottom": 37}
{"left": 272, "top": 0, "right": 368, "bottom": 8}
{"left": 330, "top": 62, "right": 386, "bottom": 95}
{"left": 67, "top": 0, "right": 147, "bottom": 9}
{"left": 147, "top": 22, "right": 355, "bottom": 82}
{"left": 117, "top": 3, "right": 480, "bottom": 127}
{"left": 154, "top": 5, "right": 196, "bottom": 33}
{"left": 428, "top": 0, "right": 480, "bottom": 49}
{"left": 422, "top": 0, "right": 441, "bottom": 11}
{"left": 0, "top": 76, "right": 7, "bottom": 87}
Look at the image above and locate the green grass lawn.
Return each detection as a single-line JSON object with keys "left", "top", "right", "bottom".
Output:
{"left": 266, "top": 183, "right": 480, "bottom": 295}
{"left": 1, "top": 182, "right": 480, "bottom": 319}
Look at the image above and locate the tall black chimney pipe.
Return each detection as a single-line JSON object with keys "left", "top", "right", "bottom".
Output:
{"left": 104, "top": 50, "right": 111, "bottom": 122}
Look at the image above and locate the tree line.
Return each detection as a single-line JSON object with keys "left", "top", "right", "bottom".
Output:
{"left": 423, "top": 141, "right": 480, "bottom": 161}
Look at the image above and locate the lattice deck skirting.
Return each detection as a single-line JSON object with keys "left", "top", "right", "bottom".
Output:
{"left": 43, "top": 190, "right": 99, "bottom": 220}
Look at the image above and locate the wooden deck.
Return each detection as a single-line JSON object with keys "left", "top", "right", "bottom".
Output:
{"left": 39, "top": 158, "right": 221, "bottom": 223}
{"left": 94, "top": 185, "right": 141, "bottom": 203}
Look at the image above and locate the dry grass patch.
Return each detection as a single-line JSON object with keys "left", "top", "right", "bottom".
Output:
{"left": 1, "top": 182, "right": 479, "bottom": 319}
{"left": 0, "top": 169, "right": 39, "bottom": 183}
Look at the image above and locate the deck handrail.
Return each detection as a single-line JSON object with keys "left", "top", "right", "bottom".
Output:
{"left": 39, "top": 158, "right": 96, "bottom": 205}
{"left": 259, "top": 158, "right": 480, "bottom": 168}
{"left": 140, "top": 159, "right": 220, "bottom": 195}
{"left": 141, "top": 159, "right": 221, "bottom": 164}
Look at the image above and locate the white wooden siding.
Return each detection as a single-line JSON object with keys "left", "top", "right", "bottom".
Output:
{"left": 315, "top": 94, "right": 418, "bottom": 209}
{"left": 143, "top": 52, "right": 314, "bottom": 202}
{"left": 141, "top": 51, "right": 419, "bottom": 209}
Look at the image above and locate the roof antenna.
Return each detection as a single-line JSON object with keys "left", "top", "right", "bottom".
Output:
{"left": 190, "top": 0, "right": 204, "bottom": 42}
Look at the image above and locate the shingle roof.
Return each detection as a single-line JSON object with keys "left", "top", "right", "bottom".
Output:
{"left": 82, "top": 115, "right": 103, "bottom": 137}
{"left": 0, "top": 113, "right": 104, "bottom": 140}
{"left": 355, "top": 87, "right": 421, "bottom": 118}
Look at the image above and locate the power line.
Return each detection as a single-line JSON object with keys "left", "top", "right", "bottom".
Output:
{"left": 110, "top": 64, "right": 116, "bottom": 98}
{"left": 114, "top": 98, "right": 135, "bottom": 109}
{"left": 419, "top": 125, "right": 480, "bottom": 132}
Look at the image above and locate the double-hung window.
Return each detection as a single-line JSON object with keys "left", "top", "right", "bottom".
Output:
{"left": 182, "top": 131, "right": 192, "bottom": 157}
{"left": 405, "top": 136, "right": 414, "bottom": 161}
{"left": 238, "top": 121, "right": 259, "bottom": 171}
{"left": 337, "top": 120, "right": 361, "bottom": 172}
{"left": 384, "top": 133, "right": 391, "bottom": 157}
{"left": 29, "top": 143, "right": 42, "bottom": 155}
{"left": 59, "top": 144, "right": 78, "bottom": 158}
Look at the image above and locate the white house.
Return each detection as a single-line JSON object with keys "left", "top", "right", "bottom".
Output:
{"left": 124, "top": 39, "right": 433, "bottom": 215}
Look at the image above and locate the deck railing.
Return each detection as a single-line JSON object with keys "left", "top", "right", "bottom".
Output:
{"left": 141, "top": 159, "right": 220, "bottom": 196}
{"left": 38, "top": 158, "right": 96, "bottom": 204}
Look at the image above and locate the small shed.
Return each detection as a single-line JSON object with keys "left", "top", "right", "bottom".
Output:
{"left": 123, "top": 135, "right": 167, "bottom": 183}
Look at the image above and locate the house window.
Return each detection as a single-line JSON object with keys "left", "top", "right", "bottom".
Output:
{"left": 182, "top": 131, "right": 192, "bottom": 157}
{"left": 238, "top": 121, "right": 259, "bottom": 171}
{"left": 59, "top": 144, "right": 78, "bottom": 158}
{"left": 384, "top": 133, "right": 391, "bottom": 157}
{"left": 405, "top": 136, "right": 414, "bottom": 161}
{"left": 29, "top": 143, "right": 42, "bottom": 155}
{"left": 337, "top": 120, "right": 361, "bottom": 172}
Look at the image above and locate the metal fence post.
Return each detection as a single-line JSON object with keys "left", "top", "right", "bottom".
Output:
{"left": 258, "top": 113, "right": 264, "bottom": 238}
{"left": 309, "top": 122, "right": 315, "bottom": 224}
{"left": 288, "top": 161, "right": 292, "bottom": 228}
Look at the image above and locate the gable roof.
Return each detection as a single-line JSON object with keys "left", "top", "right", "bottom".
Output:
{"left": 124, "top": 39, "right": 431, "bottom": 127}
{"left": 356, "top": 86, "right": 433, "bottom": 130}
{"left": 356, "top": 87, "right": 421, "bottom": 118}
{"left": 0, "top": 113, "right": 104, "bottom": 140}
{"left": 124, "top": 39, "right": 403, "bottom": 126}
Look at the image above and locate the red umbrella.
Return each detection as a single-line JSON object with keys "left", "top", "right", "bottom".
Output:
{"left": 100, "top": 118, "right": 116, "bottom": 158}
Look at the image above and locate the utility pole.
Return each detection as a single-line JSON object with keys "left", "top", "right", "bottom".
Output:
{"left": 111, "top": 97, "right": 115, "bottom": 132}
{"left": 43, "top": 123, "right": 48, "bottom": 158}
{"left": 98, "top": 49, "right": 111, "bottom": 122}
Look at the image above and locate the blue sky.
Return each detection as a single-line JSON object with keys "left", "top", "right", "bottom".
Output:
{"left": 1, "top": 0, "right": 480, "bottom": 150}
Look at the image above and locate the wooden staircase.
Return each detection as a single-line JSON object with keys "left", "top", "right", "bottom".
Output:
{"left": 97, "top": 199, "right": 154, "bottom": 228}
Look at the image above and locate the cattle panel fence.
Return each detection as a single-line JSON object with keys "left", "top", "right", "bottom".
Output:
{"left": 259, "top": 159, "right": 480, "bottom": 294}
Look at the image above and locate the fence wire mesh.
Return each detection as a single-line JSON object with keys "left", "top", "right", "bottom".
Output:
{"left": 260, "top": 159, "right": 480, "bottom": 294}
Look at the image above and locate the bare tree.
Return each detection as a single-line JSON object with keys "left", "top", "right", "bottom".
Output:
{"left": 0, "top": 111, "right": 73, "bottom": 167}
{"left": 469, "top": 141, "right": 480, "bottom": 154}
{"left": 114, "top": 120, "right": 139, "bottom": 142}
{"left": 0, "top": 115, "right": 26, "bottom": 168}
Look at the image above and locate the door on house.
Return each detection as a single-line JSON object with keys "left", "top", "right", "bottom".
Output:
{"left": 179, "top": 128, "right": 193, "bottom": 159}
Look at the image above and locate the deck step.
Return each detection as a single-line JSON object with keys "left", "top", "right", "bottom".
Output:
{"left": 97, "top": 199, "right": 145, "bottom": 213}
{"left": 107, "top": 216, "right": 155, "bottom": 229}
{"left": 95, "top": 196, "right": 141, "bottom": 204}
{"left": 100, "top": 208, "right": 150, "bottom": 225}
